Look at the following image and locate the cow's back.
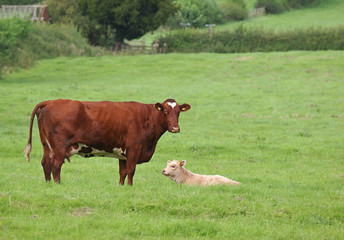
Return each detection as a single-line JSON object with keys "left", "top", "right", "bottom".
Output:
{"left": 39, "top": 99, "right": 153, "bottom": 150}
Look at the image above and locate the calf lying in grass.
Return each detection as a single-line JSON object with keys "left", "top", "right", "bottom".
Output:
{"left": 162, "top": 160, "right": 240, "bottom": 186}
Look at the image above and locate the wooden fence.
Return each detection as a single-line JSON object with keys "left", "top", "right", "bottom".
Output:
{"left": 0, "top": 5, "right": 49, "bottom": 22}
{"left": 123, "top": 39, "right": 167, "bottom": 54}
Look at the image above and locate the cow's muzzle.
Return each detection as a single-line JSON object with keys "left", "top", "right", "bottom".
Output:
{"left": 169, "top": 127, "right": 180, "bottom": 133}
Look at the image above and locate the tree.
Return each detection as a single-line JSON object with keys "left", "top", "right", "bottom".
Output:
{"left": 174, "top": 0, "right": 222, "bottom": 28}
{"left": 78, "top": 0, "right": 178, "bottom": 50}
{"left": 44, "top": 0, "right": 80, "bottom": 24}
{"left": 0, "top": 0, "right": 43, "bottom": 4}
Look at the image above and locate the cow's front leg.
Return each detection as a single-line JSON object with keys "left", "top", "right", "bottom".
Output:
{"left": 125, "top": 149, "right": 139, "bottom": 186}
{"left": 127, "top": 166, "right": 136, "bottom": 186}
{"left": 119, "top": 160, "right": 127, "bottom": 185}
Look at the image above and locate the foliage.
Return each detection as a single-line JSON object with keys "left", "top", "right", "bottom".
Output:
{"left": 171, "top": 0, "right": 223, "bottom": 28}
{"left": 0, "top": 18, "right": 33, "bottom": 77}
{"left": 157, "top": 25, "right": 344, "bottom": 53}
{"left": 255, "top": 0, "right": 285, "bottom": 14}
{"left": 78, "top": 0, "right": 178, "bottom": 49}
{"left": 0, "top": 52, "right": 344, "bottom": 239}
{"left": 220, "top": 0, "right": 248, "bottom": 21}
{"left": 43, "top": 0, "right": 81, "bottom": 24}
{"left": 0, "top": 18, "right": 103, "bottom": 77}
{"left": 0, "top": 0, "right": 42, "bottom": 4}
{"left": 255, "top": 0, "right": 323, "bottom": 14}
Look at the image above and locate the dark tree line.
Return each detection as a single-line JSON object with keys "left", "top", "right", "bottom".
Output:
{"left": 43, "top": 0, "right": 177, "bottom": 50}
{"left": 0, "top": 0, "right": 42, "bottom": 4}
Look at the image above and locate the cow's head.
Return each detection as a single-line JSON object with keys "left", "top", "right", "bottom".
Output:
{"left": 162, "top": 160, "right": 186, "bottom": 177}
{"left": 155, "top": 99, "right": 190, "bottom": 133}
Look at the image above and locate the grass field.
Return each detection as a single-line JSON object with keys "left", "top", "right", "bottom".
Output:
{"left": 218, "top": 0, "right": 344, "bottom": 31}
{"left": 0, "top": 51, "right": 344, "bottom": 239}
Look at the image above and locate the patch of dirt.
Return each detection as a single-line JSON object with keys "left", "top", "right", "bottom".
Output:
{"left": 241, "top": 113, "right": 254, "bottom": 118}
{"left": 71, "top": 207, "right": 95, "bottom": 217}
{"left": 236, "top": 56, "right": 252, "bottom": 61}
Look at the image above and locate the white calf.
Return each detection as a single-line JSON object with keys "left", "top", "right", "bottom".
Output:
{"left": 162, "top": 160, "right": 241, "bottom": 186}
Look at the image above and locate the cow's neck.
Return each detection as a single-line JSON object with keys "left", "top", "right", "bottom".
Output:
{"left": 151, "top": 105, "right": 168, "bottom": 140}
{"left": 171, "top": 167, "right": 193, "bottom": 184}
{"left": 139, "top": 105, "right": 166, "bottom": 149}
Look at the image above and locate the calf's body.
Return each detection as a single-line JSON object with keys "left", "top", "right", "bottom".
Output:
{"left": 162, "top": 160, "right": 240, "bottom": 186}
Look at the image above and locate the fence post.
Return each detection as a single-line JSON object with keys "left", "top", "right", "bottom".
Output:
{"left": 205, "top": 24, "right": 216, "bottom": 37}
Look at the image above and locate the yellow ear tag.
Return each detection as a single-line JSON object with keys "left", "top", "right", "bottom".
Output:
{"left": 182, "top": 108, "right": 186, "bottom": 111}
{"left": 158, "top": 107, "right": 162, "bottom": 111}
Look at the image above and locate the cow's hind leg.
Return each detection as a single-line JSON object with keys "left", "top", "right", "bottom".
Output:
{"left": 41, "top": 144, "right": 52, "bottom": 181}
{"left": 51, "top": 151, "right": 65, "bottom": 183}
{"left": 119, "top": 160, "right": 127, "bottom": 185}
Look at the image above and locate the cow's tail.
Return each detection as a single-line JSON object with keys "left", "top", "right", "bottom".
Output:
{"left": 24, "top": 101, "right": 50, "bottom": 163}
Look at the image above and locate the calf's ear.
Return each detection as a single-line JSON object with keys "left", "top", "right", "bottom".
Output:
{"left": 180, "top": 104, "right": 191, "bottom": 112}
{"left": 180, "top": 160, "right": 186, "bottom": 167}
{"left": 155, "top": 103, "right": 163, "bottom": 111}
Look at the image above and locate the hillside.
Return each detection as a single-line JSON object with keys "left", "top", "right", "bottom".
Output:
{"left": 143, "top": 0, "right": 344, "bottom": 43}
{"left": 218, "top": 0, "right": 344, "bottom": 31}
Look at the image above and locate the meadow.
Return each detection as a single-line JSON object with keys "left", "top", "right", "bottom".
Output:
{"left": 0, "top": 51, "right": 343, "bottom": 239}
{"left": 218, "top": 0, "right": 344, "bottom": 31}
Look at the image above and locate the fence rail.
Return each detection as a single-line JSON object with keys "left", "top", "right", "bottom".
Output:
{"left": 123, "top": 39, "right": 167, "bottom": 54}
{"left": 0, "top": 5, "right": 49, "bottom": 21}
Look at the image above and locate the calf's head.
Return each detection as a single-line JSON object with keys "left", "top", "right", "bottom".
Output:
{"left": 155, "top": 99, "right": 190, "bottom": 133}
{"left": 162, "top": 160, "right": 186, "bottom": 177}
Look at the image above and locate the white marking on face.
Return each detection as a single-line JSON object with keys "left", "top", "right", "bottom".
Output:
{"left": 167, "top": 102, "right": 177, "bottom": 109}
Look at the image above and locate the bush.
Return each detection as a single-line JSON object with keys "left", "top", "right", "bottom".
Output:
{"left": 220, "top": 1, "right": 248, "bottom": 21}
{"left": 285, "top": 0, "right": 322, "bottom": 9}
{"left": 255, "top": 0, "right": 323, "bottom": 15}
{"left": 157, "top": 26, "right": 344, "bottom": 53}
{"left": 169, "top": 0, "right": 223, "bottom": 28}
{"left": 0, "top": 18, "right": 34, "bottom": 77}
{"left": 255, "top": 0, "right": 286, "bottom": 14}
{"left": 0, "top": 18, "right": 104, "bottom": 77}
{"left": 44, "top": 0, "right": 80, "bottom": 24}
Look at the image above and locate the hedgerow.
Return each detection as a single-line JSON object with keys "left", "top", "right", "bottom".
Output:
{"left": 157, "top": 26, "right": 344, "bottom": 53}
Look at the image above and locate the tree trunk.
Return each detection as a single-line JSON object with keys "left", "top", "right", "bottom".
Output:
{"left": 115, "top": 40, "right": 123, "bottom": 51}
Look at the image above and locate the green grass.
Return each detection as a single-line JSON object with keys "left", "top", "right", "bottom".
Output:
{"left": 219, "top": 0, "right": 344, "bottom": 31}
{"left": 0, "top": 51, "right": 344, "bottom": 239}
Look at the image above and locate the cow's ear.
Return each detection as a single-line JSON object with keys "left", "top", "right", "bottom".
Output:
{"left": 168, "top": 160, "right": 171, "bottom": 164}
{"left": 180, "top": 104, "right": 191, "bottom": 112}
{"left": 180, "top": 160, "right": 186, "bottom": 167}
{"left": 155, "top": 103, "right": 163, "bottom": 111}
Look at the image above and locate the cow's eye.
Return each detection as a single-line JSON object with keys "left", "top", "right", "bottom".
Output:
{"left": 171, "top": 165, "right": 175, "bottom": 168}
{"left": 163, "top": 110, "right": 168, "bottom": 115}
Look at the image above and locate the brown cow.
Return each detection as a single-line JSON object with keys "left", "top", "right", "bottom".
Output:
{"left": 24, "top": 99, "right": 190, "bottom": 185}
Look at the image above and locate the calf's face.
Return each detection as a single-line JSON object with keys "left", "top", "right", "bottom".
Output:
{"left": 162, "top": 160, "right": 186, "bottom": 177}
{"left": 155, "top": 99, "right": 190, "bottom": 133}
